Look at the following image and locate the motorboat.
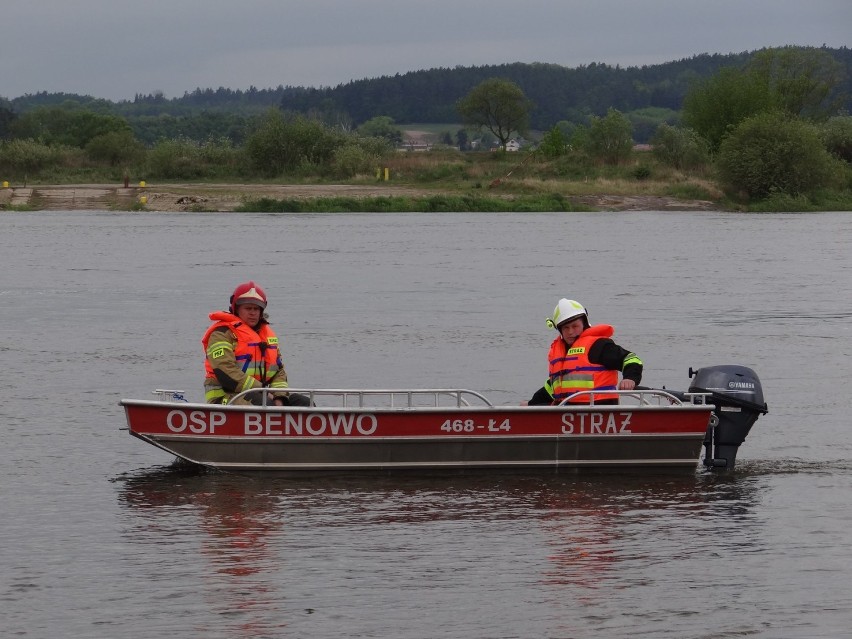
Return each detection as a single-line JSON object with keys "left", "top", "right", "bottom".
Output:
{"left": 121, "top": 365, "right": 767, "bottom": 474}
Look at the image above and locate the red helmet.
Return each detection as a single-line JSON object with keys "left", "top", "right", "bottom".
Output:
{"left": 229, "top": 281, "right": 268, "bottom": 313}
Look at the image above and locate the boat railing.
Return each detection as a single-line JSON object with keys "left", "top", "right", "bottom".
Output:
{"left": 153, "top": 389, "right": 188, "bottom": 402}
{"left": 559, "top": 389, "right": 712, "bottom": 407}
{"left": 151, "top": 387, "right": 711, "bottom": 409}
{"left": 228, "top": 387, "right": 495, "bottom": 408}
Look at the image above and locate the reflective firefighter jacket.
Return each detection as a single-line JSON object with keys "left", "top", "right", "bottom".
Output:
{"left": 202, "top": 311, "right": 289, "bottom": 404}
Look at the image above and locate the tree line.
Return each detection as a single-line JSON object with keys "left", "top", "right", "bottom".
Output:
{"left": 0, "top": 46, "right": 850, "bottom": 206}
{"left": 3, "top": 46, "right": 850, "bottom": 145}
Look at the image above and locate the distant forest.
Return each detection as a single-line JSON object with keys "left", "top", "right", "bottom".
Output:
{"left": 275, "top": 50, "right": 852, "bottom": 128}
{"left": 2, "top": 46, "right": 851, "bottom": 144}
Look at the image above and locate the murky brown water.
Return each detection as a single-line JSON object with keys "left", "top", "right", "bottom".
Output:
{"left": 2, "top": 210, "right": 851, "bottom": 638}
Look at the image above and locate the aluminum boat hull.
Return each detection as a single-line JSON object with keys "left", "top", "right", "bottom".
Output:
{"left": 122, "top": 398, "right": 714, "bottom": 473}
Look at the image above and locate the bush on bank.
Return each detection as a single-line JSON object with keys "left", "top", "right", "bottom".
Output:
{"left": 717, "top": 111, "right": 837, "bottom": 199}
{"left": 235, "top": 193, "right": 592, "bottom": 213}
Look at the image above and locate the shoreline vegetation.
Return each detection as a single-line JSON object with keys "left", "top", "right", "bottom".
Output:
{"left": 0, "top": 181, "right": 725, "bottom": 213}
{"left": 2, "top": 177, "right": 849, "bottom": 213}
{"left": 2, "top": 140, "right": 850, "bottom": 213}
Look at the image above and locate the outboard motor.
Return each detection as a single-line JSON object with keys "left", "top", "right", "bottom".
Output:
{"left": 688, "top": 365, "right": 768, "bottom": 469}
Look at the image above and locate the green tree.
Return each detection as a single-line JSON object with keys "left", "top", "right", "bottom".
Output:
{"left": 146, "top": 138, "right": 206, "bottom": 179}
{"left": 538, "top": 125, "right": 569, "bottom": 158}
{"left": 682, "top": 67, "right": 777, "bottom": 151}
{"left": 627, "top": 107, "right": 680, "bottom": 143}
{"left": 456, "top": 129, "right": 469, "bottom": 151}
{"left": 242, "top": 110, "right": 287, "bottom": 176}
{"left": 554, "top": 120, "right": 580, "bottom": 141}
{"left": 244, "top": 110, "right": 346, "bottom": 177}
{"left": 651, "top": 124, "right": 709, "bottom": 170}
{"left": 11, "top": 107, "right": 131, "bottom": 148}
{"left": 330, "top": 144, "right": 376, "bottom": 179}
{"left": 356, "top": 116, "right": 402, "bottom": 145}
{"left": 145, "top": 136, "right": 241, "bottom": 179}
{"left": 0, "top": 138, "right": 64, "bottom": 175}
{"left": 584, "top": 108, "right": 634, "bottom": 165}
{"left": 85, "top": 130, "right": 144, "bottom": 166}
{"left": 748, "top": 46, "right": 846, "bottom": 119}
{"left": 0, "top": 105, "right": 16, "bottom": 140}
{"left": 717, "top": 111, "right": 834, "bottom": 198}
{"left": 683, "top": 47, "right": 846, "bottom": 153}
{"left": 456, "top": 78, "right": 532, "bottom": 150}
{"left": 821, "top": 115, "right": 852, "bottom": 162}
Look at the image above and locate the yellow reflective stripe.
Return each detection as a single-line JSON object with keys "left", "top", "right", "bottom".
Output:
{"left": 570, "top": 373, "right": 595, "bottom": 381}
{"left": 555, "top": 379, "right": 595, "bottom": 391}
{"left": 553, "top": 371, "right": 595, "bottom": 393}
{"left": 244, "top": 362, "right": 280, "bottom": 374}
{"left": 622, "top": 353, "right": 642, "bottom": 368}
{"left": 269, "top": 380, "right": 289, "bottom": 389}
{"left": 205, "top": 387, "right": 227, "bottom": 402}
{"left": 206, "top": 339, "right": 233, "bottom": 359}
{"left": 240, "top": 376, "right": 261, "bottom": 392}
{"left": 559, "top": 373, "right": 594, "bottom": 382}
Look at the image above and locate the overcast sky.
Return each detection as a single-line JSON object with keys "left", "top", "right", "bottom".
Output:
{"left": 2, "top": 0, "right": 849, "bottom": 102}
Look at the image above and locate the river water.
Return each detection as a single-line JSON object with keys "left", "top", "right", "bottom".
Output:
{"left": 2, "top": 210, "right": 851, "bottom": 638}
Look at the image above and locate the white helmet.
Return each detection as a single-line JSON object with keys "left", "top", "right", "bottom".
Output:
{"left": 546, "top": 298, "right": 589, "bottom": 330}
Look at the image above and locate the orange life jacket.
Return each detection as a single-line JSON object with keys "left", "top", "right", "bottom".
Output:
{"left": 548, "top": 324, "right": 619, "bottom": 404}
{"left": 202, "top": 311, "right": 282, "bottom": 389}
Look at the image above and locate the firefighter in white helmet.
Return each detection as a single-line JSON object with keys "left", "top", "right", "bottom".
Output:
{"left": 525, "top": 298, "right": 643, "bottom": 405}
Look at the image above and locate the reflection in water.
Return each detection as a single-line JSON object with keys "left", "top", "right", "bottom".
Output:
{"left": 118, "top": 465, "right": 288, "bottom": 638}
{"left": 532, "top": 474, "right": 758, "bottom": 594}
{"left": 196, "top": 486, "right": 285, "bottom": 637}
{"left": 117, "top": 466, "right": 761, "bottom": 637}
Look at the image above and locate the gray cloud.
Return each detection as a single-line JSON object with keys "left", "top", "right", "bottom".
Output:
{"left": 1, "top": 0, "right": 849, "bottom": 101}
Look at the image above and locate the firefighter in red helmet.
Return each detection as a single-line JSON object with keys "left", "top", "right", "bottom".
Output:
{"left": 201, "top": 281, "right": 309, "bottom": 406}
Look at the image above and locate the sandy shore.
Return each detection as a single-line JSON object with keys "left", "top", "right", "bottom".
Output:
{"left": 0, "top": 183, "right": 719, "bottom": 212}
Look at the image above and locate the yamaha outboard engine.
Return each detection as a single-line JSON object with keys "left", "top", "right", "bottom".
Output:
{"left": 688, "top": 365, "right": 768, "bottom": 469}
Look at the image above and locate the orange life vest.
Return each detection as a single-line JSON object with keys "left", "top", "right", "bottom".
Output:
{"left": 202, "top": 311, "right": 282, "bottom": 389}
{"left": 548, "top": 324, "right": 619, "bottom": 404}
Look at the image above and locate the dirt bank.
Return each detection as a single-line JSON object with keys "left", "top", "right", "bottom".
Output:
{"left": 1, "top": 183, "right": 720, "bottom": 212}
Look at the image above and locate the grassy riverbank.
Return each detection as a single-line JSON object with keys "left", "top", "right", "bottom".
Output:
{"left": 2, "top": 149, "right": 850, "bottom": 212}
{"left": 0, "top": 182, "right": 724, "bottom": 213}
{"left": 236, "top": 193, "right": 591, "bottom": 213}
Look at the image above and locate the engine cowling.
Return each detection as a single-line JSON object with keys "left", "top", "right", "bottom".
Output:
{"left": 688, "top": 365, "right": 768, "bottom": 469}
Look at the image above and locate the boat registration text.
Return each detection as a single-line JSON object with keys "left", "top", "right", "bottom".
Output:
{"left": 161, "top": 409, "right": 633, "bottom": 437}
